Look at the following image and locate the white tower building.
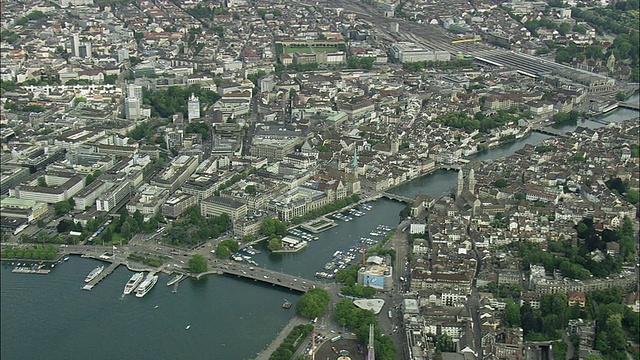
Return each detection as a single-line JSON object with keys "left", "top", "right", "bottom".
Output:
{"left": 188, "top": 93, "right": 200, "bottom": 122}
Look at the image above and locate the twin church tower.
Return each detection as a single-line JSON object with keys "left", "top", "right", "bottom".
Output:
{"left": 457, "top": 168, "right": 475, "bottom": 198}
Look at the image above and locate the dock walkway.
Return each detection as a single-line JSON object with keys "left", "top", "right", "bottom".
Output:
{"left": 82, "top": 261, "right": 121, "bottom": 290}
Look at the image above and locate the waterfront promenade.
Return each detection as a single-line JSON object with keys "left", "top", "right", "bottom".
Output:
{"left": 254, "top": 315, "right": 309, "bottom": 360}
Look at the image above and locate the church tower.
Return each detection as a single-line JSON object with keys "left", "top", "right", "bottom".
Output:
{"left": 468, "top": 168, "right": 475, "bottom": 194}
{"left": 390, "top": 134, "right": 399, "bottom": 155}
{"left": 352, "top": 145, "right": 358, "bottom": 176}
{"left": 607, "top": 53, "right": 616, "bottom": 72}
{"left": 457, "top": 169, "right": 464, "bottom": 197}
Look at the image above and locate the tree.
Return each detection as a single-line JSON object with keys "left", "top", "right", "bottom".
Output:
{"left": 244, "top": 185, "right": 257, "bottom": 195}
{"left": 85, "top": 170, "right": 101, "bottom": 185}
{"left": 188, "top": 254, "right": 208, "bottom": 273}
{"left": 555, "top": 49, "right": 573, "bottom": 64}
{"left": 261, "top": 217, "right": 287, "bottom": 237}
{"left": 133, "top": 210, "right": 144, "bottom": 228}
{"left": 215, "top": 239, "right": 239, "bottom": 258}
{"left": 54, "top": 200, "right": 72, "bottom": 215}
{"left": 121, "top": 221, "right": 132, "bottom": 239}
{"left": 296, "top": 288, "right": 330, "bottom": 319}
{"left": 504, "top": 299, "right": 522, "bottom": 327}
{"left": 215, "top": 243, "right": 232, "bottom": 258}
{"left": 268, "top": 236, "right": 283, "bottom": 251}
{"left": 558, "top": 22, "right": 572, "bottom": 36}
{"left": 57, "top": 219, "right": 72, "bottom": 233}
{"left": 437, "top": 333, "right": 455, "bottom": 352}
{"left": 493, "top": 178, "right": 509, "bottom": 188}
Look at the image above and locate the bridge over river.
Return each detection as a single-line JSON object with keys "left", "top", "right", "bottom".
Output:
{"left": 618, "top": 101, "right": 639, "bottom": 111}
{"left": 210, "top": 263, "right": 325, "bottom": 293}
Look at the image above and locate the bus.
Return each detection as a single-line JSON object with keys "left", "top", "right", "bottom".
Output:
{"left": 330, "top": 335, "right": 343, "bottom": 343}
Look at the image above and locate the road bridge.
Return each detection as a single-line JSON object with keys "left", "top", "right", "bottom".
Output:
{"left": 439, "top": 164, "right": 462, "bottom": 171}
{"left": 531, "top": 125, "right": 567, "bottom": 137}
{"left": 618, "top": 101, "right": 639, "bottom": 110}
{"left": 216, "top": 263, "right": 324, "bottom": 292}
{"left": 380, "top": 192, "right": 414, "bottom": 204}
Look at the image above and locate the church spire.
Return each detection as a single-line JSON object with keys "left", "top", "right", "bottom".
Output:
{"left": 353, "top": 145, "right": 358, "bottom": 170}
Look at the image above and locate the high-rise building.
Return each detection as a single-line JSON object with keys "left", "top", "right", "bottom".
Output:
{"left": 125, "top": 98, "right": 141, "bottom": 120}
{"left": 70, "top": 34, "right": 80, "bottom": 58}
{"left": 70, "top": 34, "right": 92, "bottom": 58}
{"left": 127, "top": 84, "right": 143, "bottom": 100}
{"left": 78, "top": 42, "right": 92, "bottom": 58}
{"left": 188, "top": 93, "right": 200, "bottom": 121}
{"left": 117, "top": 48, "right": 129, "bottom": 62}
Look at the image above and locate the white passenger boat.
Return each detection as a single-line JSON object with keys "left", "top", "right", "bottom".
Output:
{"left": 123, "top": 272, "right": 145, "bottom": 295}
{"left": 84, "top": 266, "right": 104, "bottom": 283}
{"left": 135, "top": 274, "right": 158, "bottom": 298}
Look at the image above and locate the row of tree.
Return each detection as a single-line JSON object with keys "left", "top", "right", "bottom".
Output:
{"left": 402, "top": 59, "right": 474, "bottom": 72}
{"left": 290, "top": 194, "right": 361, "bottom": 224}
{"left": 1, "top": 245, "right": 58, "bottom": 260}
{"left": 267, "top": 324, "right": 313, "bottom": 360}
{"left": 127, "top": 252, "right": 164, "bottom": 267}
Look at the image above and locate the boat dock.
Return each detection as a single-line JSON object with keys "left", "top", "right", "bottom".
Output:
{"left": 82, "top": 261, "right": 121, "bottom": 291}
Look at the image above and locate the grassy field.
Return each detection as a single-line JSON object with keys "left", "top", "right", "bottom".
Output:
{"left": 283, "top": 46, "right": 340, "bottom": 54}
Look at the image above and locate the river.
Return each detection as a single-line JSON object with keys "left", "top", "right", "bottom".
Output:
{"left": 1, "top": 95, "right": 637, "bottom": 360}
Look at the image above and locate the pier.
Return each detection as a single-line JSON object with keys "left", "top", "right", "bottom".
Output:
{"left": 82, "top": 261, "right": 121, "bottom": 291}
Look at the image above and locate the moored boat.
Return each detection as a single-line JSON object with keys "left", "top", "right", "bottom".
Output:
{"left": 123, "top": 272, "right": 145, "bottom": 295}
{"left": 135, "top": 274, "right": 158, "bottom": 298}
{"left": 167, "top": 274, "right": 184, "bottom": 286}
{"left": 84, "top": 265, "right": 104, "bottom": 283}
